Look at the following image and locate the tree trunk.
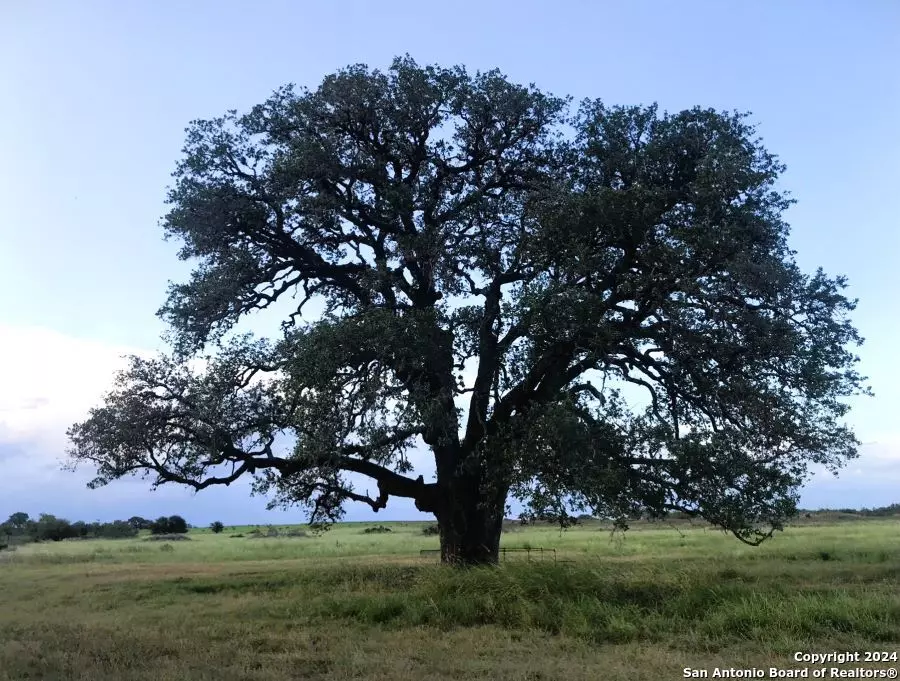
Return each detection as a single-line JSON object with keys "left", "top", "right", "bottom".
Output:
{"left": 435, "top": 479, "right": 505, "bottom": 566}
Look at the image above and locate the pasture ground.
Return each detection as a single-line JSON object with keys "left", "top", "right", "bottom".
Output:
{"left": 1, "top": 517, "right": 898, "bottom": 680}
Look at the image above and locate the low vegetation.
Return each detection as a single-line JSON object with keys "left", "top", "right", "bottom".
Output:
{"left": 1, "top": 516, "right": 898, "bottom": 680}
{"left": 1, "top": 512, "right": 139, "bottom": 543}
{"left": 0, "top": 512, "right": 189, "bottom": 545}
{"left": 148, "top": 515, "right": 189, "bottom": 535}
{"left": 144, "top": 533, "right": 192, "bottom": 542}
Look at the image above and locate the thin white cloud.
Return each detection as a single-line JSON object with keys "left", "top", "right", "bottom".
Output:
{"left": 0, "top": 324, "right": 150, "bottom": 456}
{"left": 806, "top": 439, "right": 900, "bottom": 486}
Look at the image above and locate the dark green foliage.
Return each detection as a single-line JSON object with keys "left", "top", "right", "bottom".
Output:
{"left": 2, "top": 513, "right": 31, "bottom": 540}
{"left": 854, "top": 503, "right": 900, "bottom": 517}
{"left": 362, "top": 525, "right": 392, "bottom": 534}
{"left": 70, "top": 521, "right": 91, "bottom": 538}
{"left": 167, "top": 515, "right": 188, "bottom": 534}
{"left": 66, "top": 57, "right": 869, "bottom": 565}
{"left": 210, "top": 521, "right": 225, "bottom": 534}
{"left": 150, "top": 517, "right": 170, "bottom": 534}
{"left": 96, "top": 521, "right": 139, "bottom": 539}
{"left": 422, "top": 524, "right": 440, "bottom": 536}
{"left": 30, "top": 514, "right": 78, "bottom": 542}
{"left": 150, "top": 516, "right": 189, "bottom": 535}
{"left": 4, "top": 514, "right": 139, "bottom": 541}
{"left": 5, "top": 512, "right": 29, "bottom": 531}
{"left": 797, "top": 504, "right": 900, "bottom": 519}
{"left": 127, "top": 516, "right": 152, "bottom": 530}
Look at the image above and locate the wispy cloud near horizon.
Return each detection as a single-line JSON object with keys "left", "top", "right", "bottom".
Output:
{"left": 0, "top": 325, "right": 153, "bottom": 462}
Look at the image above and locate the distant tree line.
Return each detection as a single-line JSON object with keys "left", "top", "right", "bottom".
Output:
{"left": 803, "top": 503, "right": 900, "bottom": 517}
{"left": 564, "top": 504, "right": 900, "bottom": 523}
{"left": 667, "top": 504, "right": 900, "bottom": 520}
{"left": 0, "top": 512, "right": 191, "bottom": 543}
{"left": 145, "top": 515, "right": 189, "bottom": 534}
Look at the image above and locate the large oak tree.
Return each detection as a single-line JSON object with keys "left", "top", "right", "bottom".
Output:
{"left": 67, "top": 57, "right": 868, "bottom": 565}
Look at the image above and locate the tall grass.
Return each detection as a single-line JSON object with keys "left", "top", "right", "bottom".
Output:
{"left": 1, "top": 519, "right": 898, "bottom": 680}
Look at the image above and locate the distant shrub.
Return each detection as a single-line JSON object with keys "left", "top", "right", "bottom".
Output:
{"left": 159, "top": 543, "right": 175, "bottom": 552}
{"left": 168, "top": 515, "right": 189, "bottom": 534}
{"left": 69, "top": 521, "right": 90, "bottom": 538}
{"left": 210, "top": 521, "right": 224, "bottom": 534}
{"left": 363, "top": 525, "right": 393, "bottom": 534}
{"left": 150, "top": 515, "right": 189, "bottom": 535}
{"left": 96, "top": 520, "right": 139, "bottom": 539}
{"left": 145, "top": 533, "right": 192, "bottom": 542}
{"left": 230, "top": 533, "right": 245, "bottom": 538}
{"left": 422, "top": 524, "right": 440, "bottom": 536}
{"left": 29, "top": 514, "right": 78, "bottom": 542}
{"left": 150, "top": 517, "right": 169, "bottom": 534}
{"left": 127, "top": 516, "right": 152, "bottom": 530}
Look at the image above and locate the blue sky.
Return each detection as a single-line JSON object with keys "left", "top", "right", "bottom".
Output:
{"left": 1, "top": 1, "right": 898, "bottom": 526}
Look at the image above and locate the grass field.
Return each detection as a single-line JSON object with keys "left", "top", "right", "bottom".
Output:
{"left": 1, "top": 518, "right": 898, "bottom": 680}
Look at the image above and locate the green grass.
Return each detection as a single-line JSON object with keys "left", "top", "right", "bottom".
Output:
{"left": 1, "top": 518, "right": 899, "bottom": 680}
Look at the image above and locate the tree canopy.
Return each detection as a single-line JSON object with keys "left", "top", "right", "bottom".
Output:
{"left": 150, "top": 515, "right": 188, "bottom": 535}
{"left": 66, "top": 56, "right": 868, "bottom": 564}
